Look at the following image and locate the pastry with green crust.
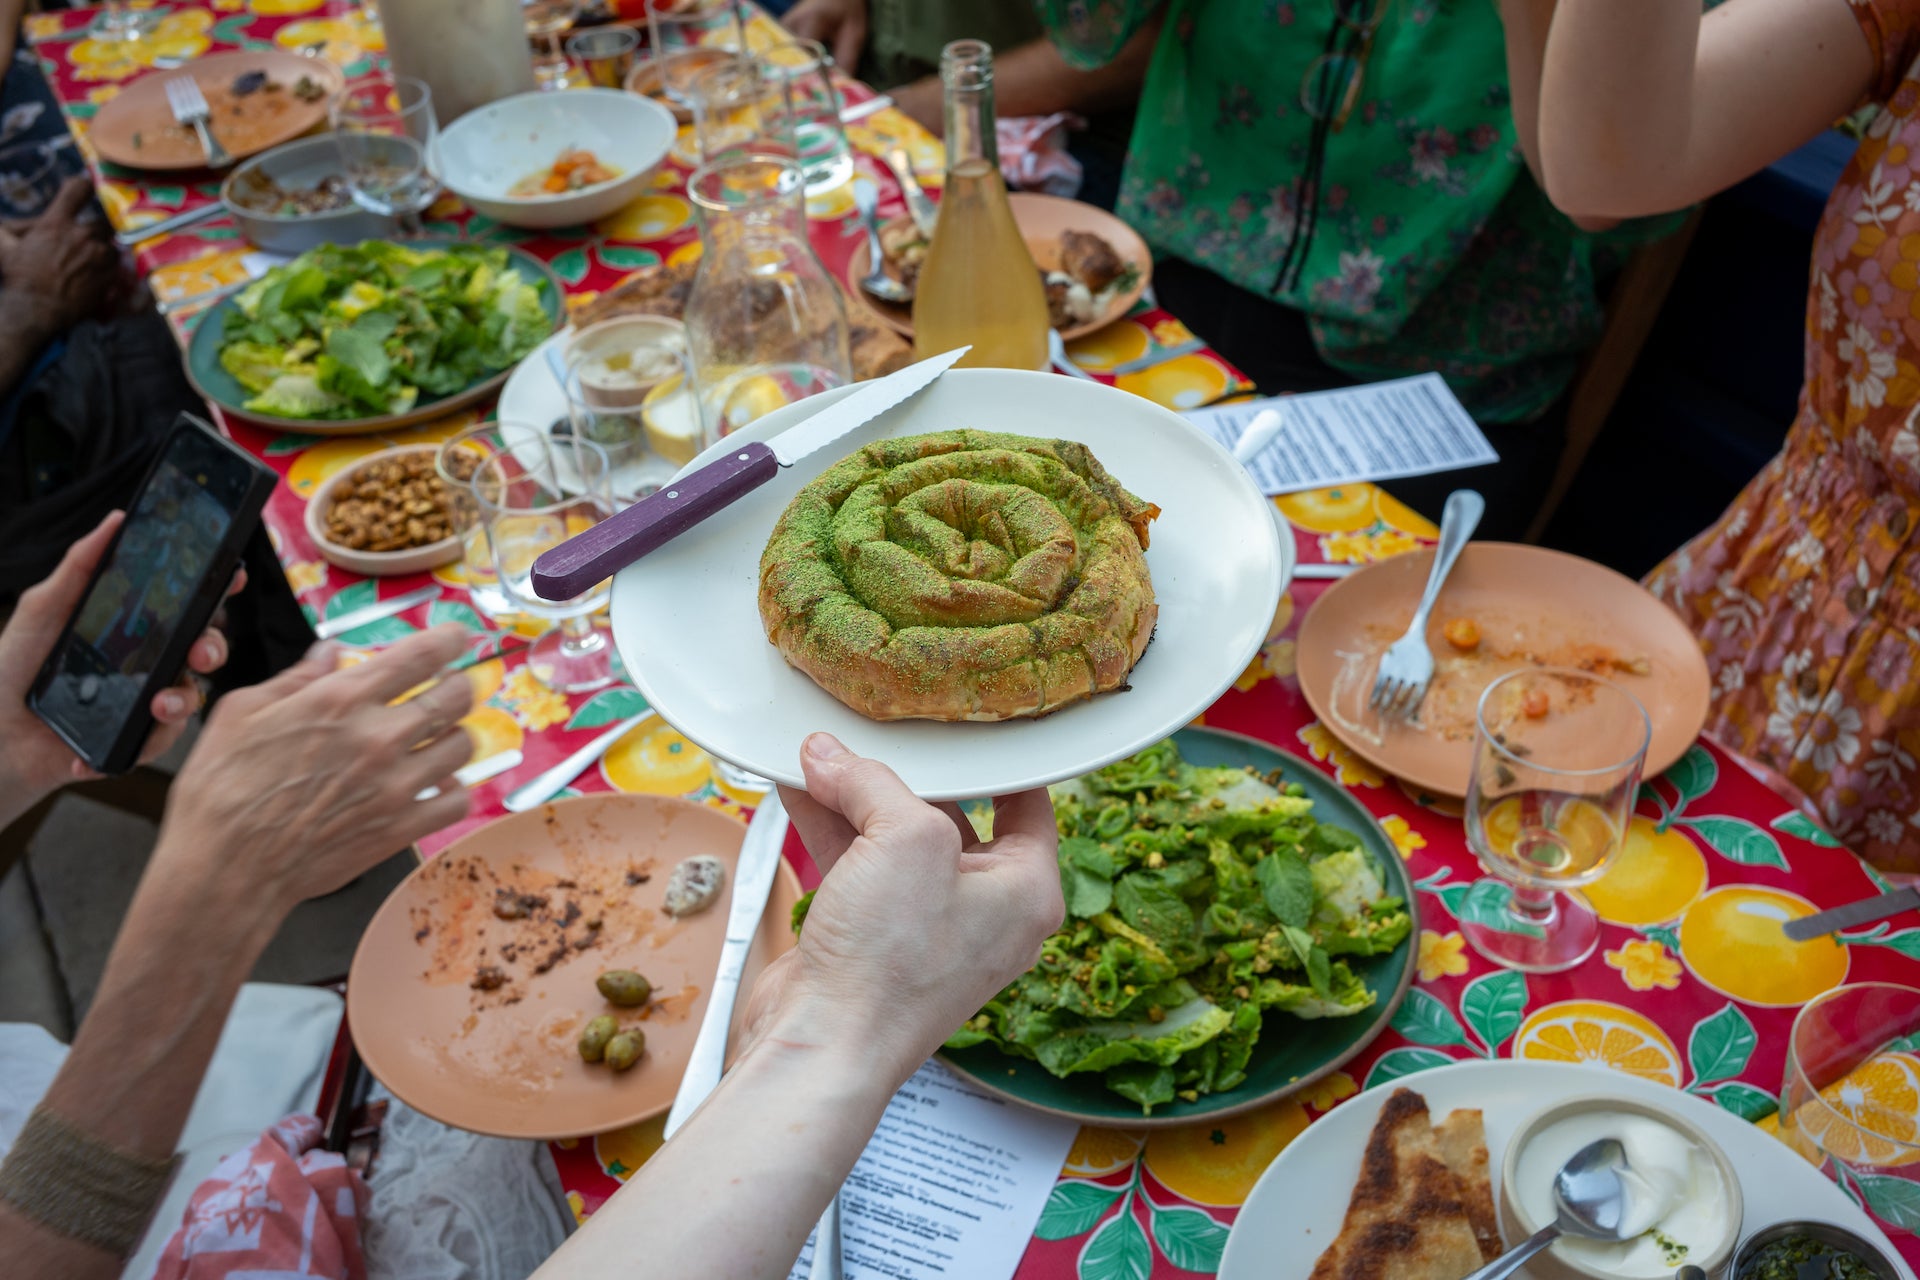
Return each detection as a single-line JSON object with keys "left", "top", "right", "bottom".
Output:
{"left": 759, "top": 429, "right": 1160, "bottom": 721}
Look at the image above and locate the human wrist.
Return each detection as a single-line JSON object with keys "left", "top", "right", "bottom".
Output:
{"left": 144, "top": 826, "right": 286, "bottom": 959}
{"left": 746, "top": 989, "right": 924, "bottom": 1097}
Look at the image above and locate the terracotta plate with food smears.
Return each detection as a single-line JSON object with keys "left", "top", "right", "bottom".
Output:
{"left": 347, "top": 794, "right": 801, "bottom": 1139}
{"left": 1296, "top": 543, "right": 1710, "bottom": 797}
{"left": 92, "top": 50, "right": 344, "bottom": 171}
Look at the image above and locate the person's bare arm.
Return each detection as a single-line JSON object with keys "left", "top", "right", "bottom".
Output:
{"left": 1537, "top": 0, "right": 1875, "bottom": 219}
{"left": 894, "top": 16, "right": 1163, "bottom": 136}
{"left": 1498, "top": 0, "right": 1616, "bottom": 231}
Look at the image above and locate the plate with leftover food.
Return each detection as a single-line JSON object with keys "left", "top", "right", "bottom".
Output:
{"left": 184, "top": 239, "right": 565, "bottom": 435}
{"left": 1296, "top": 543, "right": 1711, "bottom": 797}
{"left": 436, "top": 88, "right": 674, "bottom": 229}
{"left": 92, "top": 50, "right": 344, "bottom": 171}
{"left": 608, "top": 367, "right": 1286, "bottom": 799}
{"left": 1217, "top": 1060, "right": 1912, "bottom": 1280}
{"left": 923, "top": 727, "right": 1414, "bottom": 1125}
{"left": 302, "top": 445, "right": 464, "bottom": 576}
{"left": 846, "top": 192, "right": 1153, "bottom": 343}
{"left": 347, "top": 794, "right": 803, "bottom": 1140}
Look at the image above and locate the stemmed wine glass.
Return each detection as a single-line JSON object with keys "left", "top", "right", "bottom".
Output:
{"left": 523, "top": 0, "right": 583, "bottom": 90}
{"left": 331, "top": 73, "right": 440, "bottom": 235}
{"left": 1461, "top": 667, "right": 1650, "bottom": 972}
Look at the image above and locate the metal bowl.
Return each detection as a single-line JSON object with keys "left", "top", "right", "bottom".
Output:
{"left": 1731, "top": 1221, "right": 1902, "bottom": 1280}
{"left": 217, "top": 134, "right": 398, "bottom": 253}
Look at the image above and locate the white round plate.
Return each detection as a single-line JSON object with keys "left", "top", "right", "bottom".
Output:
{"left": 1219, "top": 1059, "right": 1914, "bottom": 1280}
{"left": 437, "top": 89, "right": 676, "bottom": 229}
{"left": 498, "top": 328, "right": 569, "bottom": 433}
{"left": 607, "top": 368, "right": 1287, "bottom": 799}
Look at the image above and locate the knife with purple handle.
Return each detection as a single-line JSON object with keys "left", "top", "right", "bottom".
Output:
{"left": 530, "top": 347, "right": 969, "bottom": 601}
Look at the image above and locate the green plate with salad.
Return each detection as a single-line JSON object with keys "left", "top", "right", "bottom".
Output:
{"left": 936, "top": 726, "right": 1417, "bottom": 1127}
{"left": 184, "top": 239, "right": 565, "bottom": 436}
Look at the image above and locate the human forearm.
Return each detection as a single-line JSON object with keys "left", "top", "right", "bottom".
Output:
{"left": 1498, "top": 0, "right": 1616, "bottom": 231}
{"left": 895, "top": 19, "right": 1161, "bottom": 136}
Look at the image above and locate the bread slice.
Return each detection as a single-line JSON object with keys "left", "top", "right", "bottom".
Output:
{"left": 1433, "top": 1109, "right": 1500, "bottom": 1263}
{"left": 1308, "top": 1088, "right": 1488, "bottom": 1280}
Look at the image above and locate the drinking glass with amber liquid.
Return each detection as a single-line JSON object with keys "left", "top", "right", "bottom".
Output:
{"left": 910, "top": 40, "right": 1051, "bottom": 372}
{"left": 1462, "top": 667, "right": 1649, "bottom": 973}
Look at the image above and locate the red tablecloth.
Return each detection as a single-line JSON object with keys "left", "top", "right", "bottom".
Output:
{"left": 28, "top": 5, "right": 1920, "bottom": 1274}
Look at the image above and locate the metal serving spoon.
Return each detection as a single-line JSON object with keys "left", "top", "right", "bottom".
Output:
{"left": 852, "top": 179, "right": 913, "bottom": 306}
{"left": 1463, "top": 1138, "right": 1646, "bottom": 1280}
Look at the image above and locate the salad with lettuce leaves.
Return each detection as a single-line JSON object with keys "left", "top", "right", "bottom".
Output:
{"left": 792, "top": 740, "right": 1409, "bottom": 1114}
{"left": 216, "top": 241, "right": 554, "bottom": 420}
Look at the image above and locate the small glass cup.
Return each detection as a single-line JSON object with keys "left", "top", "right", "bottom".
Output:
{"left": 567, "top": 25, "right": 640, "bottom": 89}
{"left": 436, "top": 423, "right": 549, "bottom": 620}
{"left": 476, "top": 437, "right": 617, "bottom": 693}
{"left": 1779, "top": 983, "right": 1920, "bottom": 1210}
{"left": 92, "top": 0, "right": 164, "bottom": 40}
{"left": 523, "top": 0, "right": 583, "bottom": 89}
{"left": 1461, "top": 667, "right": 1650, "bottom": 973}
{"left": 757, "top": 38, "right": 852, "bottom": 196}
{"left": 687, "top": 55, "right": 789, "bottom": 165}
{"left": 561, "top": 318, "right": 700, "bottom": 507}
{"left": 646, "top": 0, "right": 746, "bottom": 108}
{"left": 331, "top": 74, "right": 440, "bottom": 233}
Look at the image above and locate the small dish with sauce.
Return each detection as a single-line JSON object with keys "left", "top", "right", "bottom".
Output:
{"left": 1733, "top": 1222, "right": 1901, "bottom": 1280}
{"left": 1500, "top": 1096, "right": 1744, "bottom": 1280}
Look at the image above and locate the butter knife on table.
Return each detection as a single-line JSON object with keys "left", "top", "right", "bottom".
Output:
{"left": 530, "top": 347, "right": 968, "bottom": 602}
{"left": 1783, "top": 886, "right": 1920, "bottom": 940}
{"left": 313, "top": 584, "right": 439, "bottom": 641}
{"left": 662, "top": 791, "right": 788, "bottom": 1139}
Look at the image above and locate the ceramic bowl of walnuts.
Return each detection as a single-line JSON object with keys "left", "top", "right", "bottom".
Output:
{"left": 305, "top": 446, "right": 464, "bottom": 576}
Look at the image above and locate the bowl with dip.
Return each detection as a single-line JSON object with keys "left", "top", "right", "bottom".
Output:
{"left": 560, "top": 316, "right": 705, "bottom": 500}
{"left": 1501, "top": 1095, "right": 1744, "bottom": 1280}
{"left": 1734, "top": 1222, "right": 1901, "bottom": 1280}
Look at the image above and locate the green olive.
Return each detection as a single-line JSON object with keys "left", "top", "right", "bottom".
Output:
{"left": 596, "top": 969, "right": 653, "bottom": 1007}
{"left": 577, "top": 1014, "right": 618, "bottom": 1063}
{"left": 604, "top": 1029, "right": 646, "bottom": 1072}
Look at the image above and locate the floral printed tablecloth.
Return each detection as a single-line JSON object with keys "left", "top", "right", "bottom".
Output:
{"left": 29, "top": 4, "right": 1920, "bottom": 1275}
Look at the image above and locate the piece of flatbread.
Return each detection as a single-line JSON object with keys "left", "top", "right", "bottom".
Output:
{"left": 1308, "top": 1088, "right": 1488, "bottom": 1280}
{"left": 1433, "top": 1109, "right": 1500, "bottom": 1263}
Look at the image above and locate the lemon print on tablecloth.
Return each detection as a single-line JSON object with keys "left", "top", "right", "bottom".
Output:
{"left": 1143, "top": 1098, "right": 1310, "bottom": 1207}
{"left": 1372, "top": 487, "right": 1440, "bottom": 538}
{"left": 457, "top": 705, "right": 525, "bottom": 766}
{"left": 1678, "top": 885, "right": 1848, "bottom": 1007}
{"left": 1512, "top": 999, "right": 1684, "bottom": 1087}
{"left": 1782, "top": 1052, "right": 1920, "bottom": 1168}
{"left": 1273, "top": 485, "right": 1378, "bottom": 534}
{"left": 1583, "top": 817, "right": 1708, "bottom": 926}
{"left": 805, "top": 183, "right": 856, "bottom": 221}
{"left": 599, "top": 194, "right": 694, "bottom": 242}
{"left": 275, "top": 14, "right": 384, "bottom": 62}
{"left": 68, "top": 9, "right": 211, "bottom": 80}
{"left": 667, "top": 239, "right": 704, "bottom": 268}
{"left": 603, "top": 719, "right": 713, "bottom": 795}
{"left": 1476, "top": 795, "right": 1616, "bottom": 872}
{"left": 1115, "top": 354, "right": 1230, "bottom": 410}
{"left": 250, "top": 0, "right": 323, "bottom": 12}
{"left": 1062, "top": 1127, "right": 1144, "bottom": 1178}
{"left": 1063, "top": 321, "right": 1152, "bottom": 372}
{"left": 151, "top": 247, "right": 256, "bottom": 303}
{"left": 287, "top": 439, "right": 385, "bottom": 498}
{"left": 594, "top": 1114, "right": 667, "bottom": 1181}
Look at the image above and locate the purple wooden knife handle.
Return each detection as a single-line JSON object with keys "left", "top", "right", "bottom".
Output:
{"left": 530, "top": 441, "right": 780, "bottom": 601}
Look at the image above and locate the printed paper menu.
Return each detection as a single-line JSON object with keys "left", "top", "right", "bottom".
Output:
{"left": 786, "top": 1060, "right": 1078, "bottom": 1280}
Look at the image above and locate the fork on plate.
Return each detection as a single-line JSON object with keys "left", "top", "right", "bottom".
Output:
{"left": 165, "top": 76, "right": 232, "bottom": 169}
{"left": 1368, "top": 488, "right": 1485, "bottom": 720}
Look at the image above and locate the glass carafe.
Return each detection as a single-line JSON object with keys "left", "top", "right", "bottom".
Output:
{"left": 684, "top": 154, "right": 852, "bottom": 445}
{"left": 911, "top": 39, "right": 1051, "bottom": 372}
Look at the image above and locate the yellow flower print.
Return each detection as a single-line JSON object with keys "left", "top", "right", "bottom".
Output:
{"left": 1296, "top": 722, "right": 1383, "bottom": 787}
{"left": 69, "top": 10, "right": 213, "bottom": 81}
{"left": 23, "top": 12, "right": 65, "bottom": 40}
{"left": 1418, "top": 930, "right": 1469, "bottom": 982}
{"left": 565, "top": 1190, "right": 588, "bottom": 1227}
{"left": 1380, "top": 815, "right": 1426, "bottom": 859}
{"left": 151, "top": 248, "right": 256, "bottom": 304}
{"left": 1302, "top": 1071, "right": 1357, "bottom": 1112}
{"left": 275, "top": 14, "right": 385, "bottom": 62}
{"left": 284, "top": 559, "right": 328, "bottom": 595}
{"left": 1320, "top": 530, "right": 1377, "bottom": 565}
{"left": 1604, "top": 938, "right": 1683, "bottom": 992}
{"left": 498, "top": 667, "right": 571, "bottom": 731}
{"left": 85, "top": 85, "right": 122, "bottom": 106}
{"left": 1150, "top": 317, "right": 1196, "bottom": 348}
{"left": 1367, "top": 529, "right": 1422, "bottom": 560}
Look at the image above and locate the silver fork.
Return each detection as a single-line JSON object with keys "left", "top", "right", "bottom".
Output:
{"left": 164, "top": 77, "right": 232, "bottom": 169}
{"left": 1368, "top": 488, "right": 1485, "bottom": 719}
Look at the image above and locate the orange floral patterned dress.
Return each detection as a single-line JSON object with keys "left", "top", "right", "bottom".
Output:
{"left": 1648, "top": 0, "right": 1920, "bottom": 868}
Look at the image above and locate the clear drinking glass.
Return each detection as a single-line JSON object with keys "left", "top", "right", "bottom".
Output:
{"left": 92, "top": 0, "right": 164, "bottom": 40}
{"left": 561, "top": 315, "right": 702, "bottom": 507}
{"left": 523, "top": 0, "right": 581, "bottom": 89}
{"left": 687, "top": 55, "right": 788, "bottom": 165}
{"left": 1461, "top": 667, "right": 1650, "bottom": 973}
{"left": 1780, "top": 984, "right": 1920, "bottom": 1215}
{"left": 567, "top": 25, "right": 639, "bottom": 89}
{"left": 683, "top": 154, "right": 851, "bottom": 445}
{"left": 758, "top": 38, "right": 852, "bottom": 196}
{"left": 477, "top": 437, "right": 617, "bottom": 693}
{"left": 646, "top": 0, "right": 746, "bottom": 108}
{"left": 331, "top": 74, "right": 440, "bottom": 233}
{"left": 437, "top": 422, "right": 549, "bottom": 620}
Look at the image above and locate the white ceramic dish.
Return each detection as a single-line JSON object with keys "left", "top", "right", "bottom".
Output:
{"left": 303, "top": 445, "right": 461, "bottom": 577}
{"left": 605, "top": 368, "right": 1287, "bottom": 799}
{"left": 436, "top": 89, "right": 675, "bottom": 229}
{"left": 1218, "top": 1060, "right": 1914, "bottom": 1280}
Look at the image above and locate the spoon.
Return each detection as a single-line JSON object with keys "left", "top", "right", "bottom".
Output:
{"left": 1463, "top": 1138, "right": 1644, "bottom": 1280}
{"left": 852, "top": 179, "right": 913, "bottom": 306}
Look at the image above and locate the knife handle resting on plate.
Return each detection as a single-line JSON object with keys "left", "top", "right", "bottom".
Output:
{"left": 531, "top": 441, "right": 780, "bottom": 601}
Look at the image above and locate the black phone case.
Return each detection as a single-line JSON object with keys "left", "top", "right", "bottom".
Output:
{"left": 27, "top": 414, "right": 276, "bottom": 775}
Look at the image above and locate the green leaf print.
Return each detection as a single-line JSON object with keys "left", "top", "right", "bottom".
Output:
{"left": 427, "top": 600, "right": 489, "bottom": 633}
{"left": 549, "top": 248, "right": 590, "bottom": 286}
{"left": 1682, "top": 816, "right": 1789, "bottom": 871}
{"left": 1460, "top": 970, "right": 1528, "bottom": 1054}
{"left": 1707, "top": 1082, "right": 1778, "bottom": 1122}
{"left": 262, "top": 433, "right": 327, "bottom": 456}
{"left": 1456, "top": 879, "right": 1546, "bottom": 940}
{"left": 1686, "top": 1004, "right": 1757, "bottom": 1087}
{"left": 1036, "top": 1181, "right": 1121, "bottom": 1241}
{"left": 1660, "top": 746, "right": 1718, "bottom": 809}
{"left": 146, "top": 185, "right": 185, "bottom": 208}
{"left": 1365, "top": 1047, "right": 1457, "bottom": 1090}
{"left": 1390, "top": 989, "right": 1469, "bottom": 1048}
{"left": 1641, "top": 922, "right": 1682, "bottom": 953}
{"left": 1857, "top": 1174, "right": 1920, "bottom": 1231}
{"left": 598, "top": 245, "right": 661, "bottom": 271}
{"left": 1080, "top": 1207, "right": 1152, "bottom": 1280}
{"left": 323, "top": 580, "right": 420, "bottom": 645}
{"left": 565, "top": 687, "right": 649, "bottom": 730}
{"left": 1770, "top": 810, "right": 1843, "bottom": 848}
{"left": 1856, "top": 930, "right": 1920, "bottom": 962}
{"left": 1149, "top": 1205, "right": 1229, "bottom": 1273}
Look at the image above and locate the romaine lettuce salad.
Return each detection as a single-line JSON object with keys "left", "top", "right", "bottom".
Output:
{"left": 216, "top": 241, "right": 552, "bottom": 420}
{"left": 955, "top": 740, "right": 1411, "bottom": 1112}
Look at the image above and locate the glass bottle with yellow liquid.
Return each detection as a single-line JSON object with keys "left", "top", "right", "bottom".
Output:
{"left": 912, "top": 39, "right": 1052, "bottom": 372}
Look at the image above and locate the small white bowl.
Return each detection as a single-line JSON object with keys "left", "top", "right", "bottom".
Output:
{"left": 437, "top": 89, "right": 676, "bottom": 229}
{"left": 305, "top": 445, "right": 463, "bottom": 577}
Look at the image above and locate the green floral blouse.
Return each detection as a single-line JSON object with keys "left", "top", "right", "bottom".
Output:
{"left": 1036, "top": 0, "right": 1647, "bottom": 424}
